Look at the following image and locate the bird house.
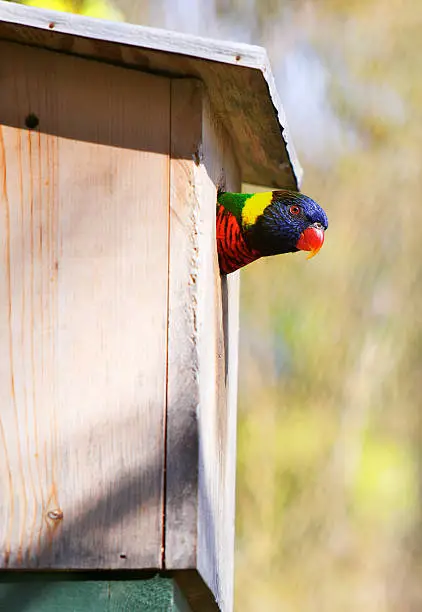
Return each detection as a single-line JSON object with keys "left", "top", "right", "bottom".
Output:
{"left": 0, "top": 3, "right": 301, "bottom": 611}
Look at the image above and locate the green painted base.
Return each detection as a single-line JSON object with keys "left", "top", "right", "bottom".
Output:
{"left": 0, "top": 572, "right": 192, "bottom": 612}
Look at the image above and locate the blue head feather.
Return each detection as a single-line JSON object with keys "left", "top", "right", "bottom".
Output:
{"left": 247, "top": 190, "right": 328, "bottom": 256}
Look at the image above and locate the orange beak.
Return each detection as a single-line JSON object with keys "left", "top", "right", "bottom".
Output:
{"left": 296, "top": 226, "right": 325, "bottom": 259}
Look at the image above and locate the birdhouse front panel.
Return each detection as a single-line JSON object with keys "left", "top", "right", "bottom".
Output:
{"left": 0, "top": 40, "right": 171, "bottom": 569}
{"left": 0, "top": 37, "right": 240, "bottom": 592}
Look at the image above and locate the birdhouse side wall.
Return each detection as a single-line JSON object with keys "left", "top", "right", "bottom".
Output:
{"left": 166, "top": 79, "right": 240, "bottom": 612}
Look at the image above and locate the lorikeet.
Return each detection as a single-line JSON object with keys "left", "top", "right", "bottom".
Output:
{"left": 216, "top": 190, "right": 328, "bottom": 274}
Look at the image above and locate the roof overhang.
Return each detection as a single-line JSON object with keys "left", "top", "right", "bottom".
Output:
{"left": 0, "top": 0, "right": 302, "bottom": 189}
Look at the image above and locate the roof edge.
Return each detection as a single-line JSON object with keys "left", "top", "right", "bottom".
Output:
{"left": 0, "top": 0, "right": 303, "bottom": 188}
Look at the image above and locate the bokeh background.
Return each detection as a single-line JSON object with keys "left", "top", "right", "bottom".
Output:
{"left": 7, "top": 0, "right": 422, "bottom": 609}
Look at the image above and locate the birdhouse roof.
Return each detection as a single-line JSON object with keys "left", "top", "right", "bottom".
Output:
{"left": 0, "top": 0, "right": 302, "bottom": 189}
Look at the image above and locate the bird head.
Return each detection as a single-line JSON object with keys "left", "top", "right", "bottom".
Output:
{"left": 244, "top": 190, "right": 328, "bottom": 259}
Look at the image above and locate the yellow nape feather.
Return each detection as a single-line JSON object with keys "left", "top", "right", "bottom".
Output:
{"left": 241, "top": 192, "right": 273, "bottom": 227}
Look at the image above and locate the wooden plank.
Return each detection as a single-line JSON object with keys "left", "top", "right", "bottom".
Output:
{"left": 0, "top": 41, "right": 170, "bottom": 569}
{"left": 0, "top": 0, "right": 302, "bottom": 190}
{"left": 166, "top": 78, "right": 203, "bottom": 570}
{"left": 166, "top": 79, "right": 240, "bottom": 612}
{"left": 173, "top": 570, "right": 222, "bottom": 612}
{"left": 196, "top": 92, "right": 240, "bottom": 612}
{"left": 0, "top": 573, "right": 192, "bottom": 611}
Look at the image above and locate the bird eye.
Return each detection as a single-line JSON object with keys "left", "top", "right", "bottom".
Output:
{"left": 289, "top": 205, "right": 300, "bottom": 216}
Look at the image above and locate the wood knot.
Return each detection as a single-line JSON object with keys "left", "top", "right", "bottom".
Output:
{"left": 47, "top": 509, "right": 63, "bottom": 521}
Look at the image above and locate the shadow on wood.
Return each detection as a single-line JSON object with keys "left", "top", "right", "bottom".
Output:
{"left": 0, "top": 421, "right": 219, "bottom": 611}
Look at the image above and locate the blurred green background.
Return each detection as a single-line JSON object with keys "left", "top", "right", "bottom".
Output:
{"left": 7, "top": 0, "right": 422, "bottom": 609}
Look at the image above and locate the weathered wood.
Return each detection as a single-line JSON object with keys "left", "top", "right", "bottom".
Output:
{"left": 166, "top": 79, "right": 240, "bottom": 612}
{"left": 0, "top": 0, "right": 302, "bottom": 190}
{"left": 197, "top": 92, "right": 240, "bottom": 612}
{"left": 173, "top": 570, "right": 223, "bottom": 612}
{"left": 0, "top": 41, "right": 170, "bottom": 569}
{"left": 0, "top": 573, "right": 192, "bottom": 611}
{"left": 166, "top": 79, "right": 204, "bottom": 570}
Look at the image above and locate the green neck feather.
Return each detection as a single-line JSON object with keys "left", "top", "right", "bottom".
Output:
{"left": 217, "top": 192, "right": 253, "bottom": 221}
{"left": 218, "top": 191, "right": 276, "bottom": 228}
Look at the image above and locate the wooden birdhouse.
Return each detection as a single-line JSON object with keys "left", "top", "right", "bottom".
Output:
{"left": 0, "top": 3, "right": 301, "bottom": 610}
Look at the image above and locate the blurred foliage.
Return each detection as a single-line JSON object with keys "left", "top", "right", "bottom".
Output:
{"left": 7, "top": 0, "right": 422, "bottom": 608}
{"left": 237, "top": 2, "right": 422, "bottom": 610}
{"left": 11, "top": 0, "right": 124, "bottom": 20}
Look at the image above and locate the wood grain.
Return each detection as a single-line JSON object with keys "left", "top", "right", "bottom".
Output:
{"left": 0, "top": 41, "right": 170, "bottom": 569}
{"left": 197, "top": 92, "right": 240, "bottom": 612}
{"left": 166, "top": 79, "right": 240, "bottom": 612}
{"left": 166, "top": 79, "right": 204, "bottom": 570}
{"left": 0, "top": 0, "right": 302, "bottom": 189}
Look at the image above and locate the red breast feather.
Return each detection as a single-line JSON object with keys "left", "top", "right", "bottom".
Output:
{"left": 216, "top": 204, "right": 261, "bottom": 274}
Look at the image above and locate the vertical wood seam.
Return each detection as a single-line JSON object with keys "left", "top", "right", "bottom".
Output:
{"left": 0, "top": 127, "right": 15, "bottom": 568}
{"left": 162, "top": 78, "right": 172, "bottom": 571}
